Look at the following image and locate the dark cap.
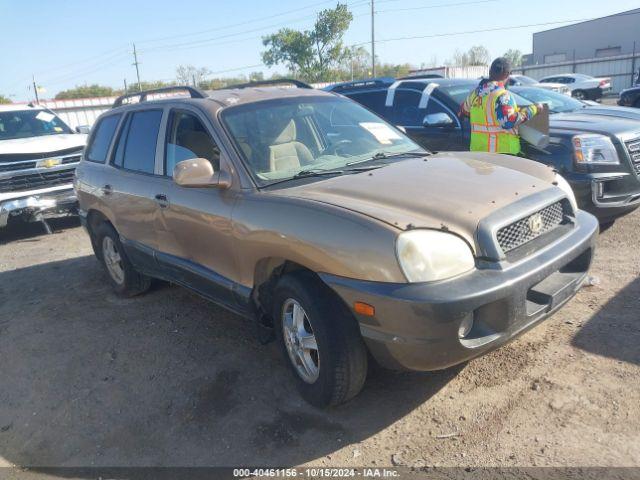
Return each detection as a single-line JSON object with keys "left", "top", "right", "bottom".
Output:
{"left": 489, "top": 57, "right": 512, "bottom": 78}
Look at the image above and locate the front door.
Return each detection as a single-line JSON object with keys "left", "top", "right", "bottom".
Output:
{"left": 153, "top": 107, "right": 242, "bottom": 311}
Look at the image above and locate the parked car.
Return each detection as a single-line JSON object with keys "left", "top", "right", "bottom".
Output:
{"left": 328, "top": 78, "right": 640, "bottom": 224}
{"left": 538, "top": 73, "right": 611, "bottom": 101}
{"left": 507, "top": 74, "right": 570, "bottom": 95}
{"left": 0, "top": 103, "right": 88, "bottom": 231}
{"left": 76, "top": 84, "right": 597, "bottom": 407}
{"left": 618, "top": 86, "right": 640, "bottom": 108}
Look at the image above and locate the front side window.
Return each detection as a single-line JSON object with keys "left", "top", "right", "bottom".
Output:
{"left": 165, "top": 111, "right": 220, "bottom": 175}
{"left": 347, "top": 90, "right": 388, "bottom": 114}
{"left": 0, "top": 109, "right": 72, "bottom": 140}
{"left": 222, "top": 96, "right": 421, "bottom": 186}
{"left": 85, "top": 114, "right": 121, "bottom": 163}
{"left": 112, "top": 110, "right": 162, "bottom": 174}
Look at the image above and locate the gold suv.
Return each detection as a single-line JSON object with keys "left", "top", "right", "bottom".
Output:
{"left": 75, "top": 83, "right": 598, "bottom": 407}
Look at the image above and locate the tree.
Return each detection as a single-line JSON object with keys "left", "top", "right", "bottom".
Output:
{"left": 0, "top": 95, "right": 11, "bottom": 104}
{"left": 176, "top": 65, "right": 211, "bottom": 86}
{"left": 55, "top": 84, "right": 115, "bottom": 99}
{"left": 262, "top": 4, "right": 353, "bottom": 82}
{"left": 503, "top": 49, "right": 523, "bottom": 67}
{"left": 446, "top": 46, "right": 491, "bottom": 66}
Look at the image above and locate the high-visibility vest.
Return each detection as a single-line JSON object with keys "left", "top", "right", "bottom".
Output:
{"left": 469, "top": 89, "right": 521, "bottom": 154}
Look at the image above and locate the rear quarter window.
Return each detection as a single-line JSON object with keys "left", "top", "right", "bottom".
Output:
{"left": 85, "top": 114, "right": 121, "bottom": 163}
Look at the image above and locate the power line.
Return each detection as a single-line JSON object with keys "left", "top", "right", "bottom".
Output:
{"left": 136, "top": 0, "right": 368, "bottom": 46}
{"left": 377, "top": 0, "right": 498, "bottom": 13}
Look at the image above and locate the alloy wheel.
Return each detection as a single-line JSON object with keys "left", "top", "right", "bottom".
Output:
{"left": 282, "top": 298, "right": 320, "bottom": 383}
{"left": 102, "top": 236, "right": 125, "bottom": 285}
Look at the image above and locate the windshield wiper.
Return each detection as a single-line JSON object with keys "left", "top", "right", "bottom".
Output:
{"left": 347, "top": 150, "right": 430, "bottom": 166}
{"left": 292, "top": 168, "right": 344, "bottom": 179}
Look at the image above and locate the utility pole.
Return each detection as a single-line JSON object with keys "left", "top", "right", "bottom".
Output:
{"left": 370, "top": 0, "right": 376, "bottom": 78}
{"left": 32, "top": 75, "right": 39, "bottom": 104}
{"left": 132, "top": 43, "right": 142, "bottom": 91}
{"left": 192, "top": 74, "right": 197, "bottom": 87}
{"left": 123, "top": 78, "right": 128, "bottom": 93}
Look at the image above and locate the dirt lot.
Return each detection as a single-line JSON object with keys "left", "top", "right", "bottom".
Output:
{"left": 0, "top": 209, "right": 638, "bottom": 472}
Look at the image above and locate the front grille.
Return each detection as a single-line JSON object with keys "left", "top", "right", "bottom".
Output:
{"left": 0, "top": 154, "right": 81, "bottom": 174}
{"left": 0, "top": 168, "right": 75, "bottom": 193}
{"left": 626, "top": 138, "right": 640, "bottom": 175}
{"left": 497, "top": 201, "right": 565, "bottom": 253}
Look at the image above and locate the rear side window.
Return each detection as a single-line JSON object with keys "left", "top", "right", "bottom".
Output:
{"left": 113, "top": 110, "right": 163, "bottom": 174}
{"left": 85, "top": 114, "right": 121, "bottom": 163}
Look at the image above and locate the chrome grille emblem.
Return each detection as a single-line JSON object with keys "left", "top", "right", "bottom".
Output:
{"left": 528, "top": 213, "right": 544, "bottom": 235}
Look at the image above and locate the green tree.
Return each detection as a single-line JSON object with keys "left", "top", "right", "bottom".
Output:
{"left": 55, "top": 84, "right": 115, "bottom": 99}
{"left": 0, "top": 95, "right": 11, "bottom": 104}
{"left": 262, "top": 4, "right": 353, "bottom": 82}
{"left": 503, "top": 49, "right": 523, "bottom": 67}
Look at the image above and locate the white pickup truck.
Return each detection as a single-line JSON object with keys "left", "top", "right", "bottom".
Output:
{"left": 0, "top": 104, "right": 88, "bottom": 232}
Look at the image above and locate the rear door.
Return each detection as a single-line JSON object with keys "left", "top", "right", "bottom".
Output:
{"left": 153, "top": 106, "right": 241, "bottom": 311}
{"left": 104, "top": 108, "right": 165, "bottom": 268}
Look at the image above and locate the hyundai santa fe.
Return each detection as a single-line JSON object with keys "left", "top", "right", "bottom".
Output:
{"left": 75, "top": 83, "right": 598, "bottom": 407}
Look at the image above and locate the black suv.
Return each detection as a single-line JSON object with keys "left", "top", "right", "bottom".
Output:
{"left": 326, "top": 78, "right": 640, "bottom": 224}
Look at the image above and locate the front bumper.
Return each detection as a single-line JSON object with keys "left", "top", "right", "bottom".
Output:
{"left": 320, "top": 210, "right": 598, "bottom": 371}
{"left": 567, "top": 172, "right": 640, "bottom": 222}
{"left": 0, "top": 185, "right": 77, "bottom": 228}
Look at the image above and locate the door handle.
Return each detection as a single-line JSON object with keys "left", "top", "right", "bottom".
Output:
{"left": 101, "top": 184, "right": 113, "bottom": 195}
{"left": 154, "top": 193, "right": 169, "bottom": 208}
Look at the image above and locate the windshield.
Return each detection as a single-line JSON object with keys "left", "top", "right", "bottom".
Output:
{"left": 0, "top": 109, "right": 72, "bottom": 141}
{"left": 436, "top": 81, "right": 533, "bottom": 108}
{"left": 222, "top": 96, "right": 423, "bottom": 186}
{"left": 513, "top": 75, "right": 537, "bottom": 85}
{"left": 510, "top": 87, "right": 585, "bottom": 113}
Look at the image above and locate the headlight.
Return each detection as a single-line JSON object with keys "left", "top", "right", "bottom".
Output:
{"left": 572, "top": 134, "right": 619, "bottom": 165}
{"left": 396, "top": 230, "right": 475, "bottom": 283}
{"left": 555, "top": 173, "right": 578, "bottom": 213}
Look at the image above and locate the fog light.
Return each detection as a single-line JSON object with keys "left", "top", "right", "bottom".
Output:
{"left": 458, "top": 315, "right": 473, "bottom": 339}
{"left": 595, "top": 181, "right": 604, "bottom": 199}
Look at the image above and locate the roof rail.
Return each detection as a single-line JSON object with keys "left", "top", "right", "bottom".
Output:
{"left": 113, "top": 86, "right": 207, "bottom": 107}
{"left": 325, "top": 77, "right": 396, "bottom": 92}
{"left": 220, "top": 78, "right": 312, "bottom": 90}
{"left": 397, "top": 74, "right": 444, "bottom": 80}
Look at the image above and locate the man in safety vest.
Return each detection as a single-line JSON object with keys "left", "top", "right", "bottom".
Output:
{"left": 460, "top": 57, "right": 544, "bottom": 155}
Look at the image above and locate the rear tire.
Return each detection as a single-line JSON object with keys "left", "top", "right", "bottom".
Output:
{"left": 273, "top": 271, "right": 368, "bottom": 407}
{"left": 94, "top": 222, "right": 151, "bottom": 297}
{"left": 573, "top": 90, "right": 587, "bottom": 100}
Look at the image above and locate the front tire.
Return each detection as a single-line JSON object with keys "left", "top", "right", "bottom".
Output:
{"left": 273, "top": 272, "right": 368, "bottom": 407}
{"left": 94, "top": 222, "right": 151, "bottom": 297}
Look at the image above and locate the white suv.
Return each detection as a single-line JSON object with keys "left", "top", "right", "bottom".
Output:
{"left": 0, "top": 104, "right": 88, "bottom": 231}
{"left": 539, "top": 73, "right": 611, "bottom": 101}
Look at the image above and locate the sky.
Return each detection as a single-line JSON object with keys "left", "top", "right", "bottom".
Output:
{"left": 1, "top": 0, "right": 638, "bottom": 101}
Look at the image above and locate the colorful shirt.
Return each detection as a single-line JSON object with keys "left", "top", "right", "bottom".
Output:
{"left": 460, "top": 80, "right": 538, "bottom": 130}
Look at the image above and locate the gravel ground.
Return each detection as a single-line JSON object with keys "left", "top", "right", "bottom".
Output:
{"left": 0, "top": 209, "right": 638, "bottom": 473}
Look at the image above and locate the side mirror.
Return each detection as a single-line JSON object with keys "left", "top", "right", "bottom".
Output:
{"left": 423, "top": 112, "right": 454, "bottom": 128}
{"left": 173, "top": 158, "right": 231, "bottom": 189}
{"left": 76, "top": 125, "right": 91, "bottom": 134}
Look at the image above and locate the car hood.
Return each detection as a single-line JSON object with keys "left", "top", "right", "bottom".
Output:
{"left": 577, "top": 105, "right": 640, "bottom": 122}
{"left": 549, "top": 111, "right": 640, "bottom": 136}
{"left": 0, "top": 134, "right": 87, "bottom": 155}
{"left": 273, "top": 152, "right": 557, "bottom": 251}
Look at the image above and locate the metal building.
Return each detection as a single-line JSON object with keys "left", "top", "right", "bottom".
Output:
{"left": 526, "top": 8, "right": 640, "bottom": 65}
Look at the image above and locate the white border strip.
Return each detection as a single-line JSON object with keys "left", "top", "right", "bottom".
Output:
{"left": 418, "top": 82, "right": 439, "bottom": 109}
{"left": 385, "top": 81, "right": 402, "bottom": 106}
